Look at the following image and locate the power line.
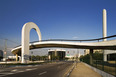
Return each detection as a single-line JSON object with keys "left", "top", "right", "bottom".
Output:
{"left": 7, "top": 39, "right": 20, "bottom": 44}
{"left": 0, "top": 38, "right": 20, "bottom": 44}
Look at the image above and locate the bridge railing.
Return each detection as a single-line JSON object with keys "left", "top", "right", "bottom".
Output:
{"left": 30, "top": 34, "right": 116, "bottom": 43}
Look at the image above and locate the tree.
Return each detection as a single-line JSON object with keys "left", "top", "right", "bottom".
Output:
{"left": 93, "top": 52, "right": 103, "bottom": 60}
{"left": 80, "top": 52, "right": 103, "bottom": 64}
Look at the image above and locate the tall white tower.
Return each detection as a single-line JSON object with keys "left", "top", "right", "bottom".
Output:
{"left": 103, "top": 9, "right": 107, "bottom": 61}
{"left": 103, "top": 9, "right": 107, "bottom": 41}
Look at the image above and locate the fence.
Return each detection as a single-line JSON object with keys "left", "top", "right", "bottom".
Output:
{"left": 83, "top": 60, "right": 116, "bottom": 76}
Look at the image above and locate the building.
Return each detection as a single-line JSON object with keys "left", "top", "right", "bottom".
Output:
{"left": 107, "top": 53, "right": 116, "bottom": 61}
{"left": 0, "top": 50, "right": 3, "bottom": 61}
{"left": 104, "top": 50, "right": 116, "bottom": 61}
{"left": 7, "top": 56, "right": 21, "bottom": 61}
{"left": 84, "top": 49, "right": 116, "bottom": 61}
{"left": 84, "top": 49, "right": 103, "bottom": 55}
{"left": 48, "top": 49, "right": 66, "bottom": 60}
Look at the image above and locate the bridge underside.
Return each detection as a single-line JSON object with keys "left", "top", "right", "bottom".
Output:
{"left": 12, "top": 43, "right": 116, "bottom": 55}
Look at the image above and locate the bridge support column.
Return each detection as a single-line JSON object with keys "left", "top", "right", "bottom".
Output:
{"left": 104, "top": 54, "right": 107, "bottom": 61}
{"left": 90, "top": 49, "right": 93, "bottom": 65}
{"left": 16, "top": 54, "right": 18, "bottom": 62}
{"left": 103, "top": 50, "right": 107, "bottom": 61}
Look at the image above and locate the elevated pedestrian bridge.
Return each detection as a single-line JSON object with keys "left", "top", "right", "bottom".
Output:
{"left": 11, "top": 22, "right": 116, "bottom": 63}
{"left": 11, "top": 35, "right": 116, "bottom": 55}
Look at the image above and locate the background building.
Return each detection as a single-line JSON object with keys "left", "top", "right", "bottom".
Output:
{"left": 84, "top": 49, "right": 116, "bottom": 61}
{"left": 107, "top": 53, "right": 116, "bottom": 61}
{"left": 84, "top": 49, "right": 103, "bottom": 55}
{"left": 48, "top": 49, "right": 66, "bottom": 60}
{"left": 0, "top": 50, "right": 3, "bottom": 61}
{"left": 7, "top": 56, "right": 21, "bottom": 61}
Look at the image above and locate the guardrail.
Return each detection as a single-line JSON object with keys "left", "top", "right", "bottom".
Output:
{"left": 83, "top": 60, "right": 116, "bottom": 77}
{"left": 33, "top": 34, "right": 116, "bottom": 42}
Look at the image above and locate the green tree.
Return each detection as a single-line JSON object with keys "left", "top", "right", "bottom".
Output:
{"left": 80, "top": 52, "right": 103, "bottom": 64}
{"left": 93, "top": 52, "right": 103, "bottom": 60}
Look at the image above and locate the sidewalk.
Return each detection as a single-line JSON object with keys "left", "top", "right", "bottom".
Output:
{"left": 70, "top": 62, "right": 102, "bottom": 77}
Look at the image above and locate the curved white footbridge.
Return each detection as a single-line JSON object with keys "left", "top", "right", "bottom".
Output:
{"left": 11, "top": 9, "right": 116, "bottom": 63}
{"left": 11, "top": 22, "right": 116, "bottom": 63}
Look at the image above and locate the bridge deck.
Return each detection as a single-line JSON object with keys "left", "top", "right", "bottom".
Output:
{"left": 11, "top": 39, "right": 116, "bottom": 55}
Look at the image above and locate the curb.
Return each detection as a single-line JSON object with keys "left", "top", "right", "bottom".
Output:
{"left": 66, "top": 62, "right": 76, "bottom": 77}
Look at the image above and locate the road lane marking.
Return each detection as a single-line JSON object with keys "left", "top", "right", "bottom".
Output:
{"left": 38, "top": 71, "right": 47, "bottom": 75}
{"left": 32, "top": 68, "right": 37, "bottom": 70}
{"left": 0, "top": 72, "right": 14, "bottom": 75}
{"left": 11, "top": 69, "right": 17, "bottom": 72}
{"left": 26, "top": 68, "right": 37, "bottom": 71}
{"left": 26, "top": 69, "right": 33, "bottom": 71}
{"left": 0, "top": 68, "right": 37, "bottom": 77}
{"left": 27, "top": 65, "right": 33, "bottom": 67}
{"left": 0, "top": 73, "right": 14, "bottom": 77}
{"left": 18, "top": 71, "right": 24, "bottom": 72}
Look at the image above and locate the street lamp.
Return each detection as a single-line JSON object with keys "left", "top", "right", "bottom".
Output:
{"left": 4, "top": 39, "right": 7, "bottom": 64}
{"left": 31, "top": 51, "right": 33, "bottom": 62}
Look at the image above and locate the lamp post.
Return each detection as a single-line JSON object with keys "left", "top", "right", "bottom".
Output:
{"left": 4, "top": 39, "right": 7, "bottom": 64}
{"left": 31, "top": 51, "right": 33, "bottom": 62}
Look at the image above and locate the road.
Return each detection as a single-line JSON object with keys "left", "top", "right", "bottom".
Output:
{"left": 0, "top": 61, "right": 74, "bottom": 77}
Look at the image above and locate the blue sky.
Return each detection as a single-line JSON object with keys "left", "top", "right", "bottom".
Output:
{"left": 0, "top": 0, "right": 116, "bottom": 56}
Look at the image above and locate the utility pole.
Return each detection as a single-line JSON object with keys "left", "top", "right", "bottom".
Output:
{"left": 31, "top": 51, "right": 33, "bottom": 62}
{"left": 4, "top": 39, "right": 7, "bottom": 63}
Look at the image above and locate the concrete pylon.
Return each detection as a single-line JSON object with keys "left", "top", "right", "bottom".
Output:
{"left": 103, "top": 9, "right": 107, "bottom": 61}
{"left": 21, "top": 22, "right": 42, "bottom": 63}
{"left": 16, "top": 54, "right": 18, "bottom": 61}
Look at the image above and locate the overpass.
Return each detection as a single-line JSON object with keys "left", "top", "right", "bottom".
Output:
{"left": 11, "top": 35, "right": 116, "bottom": 64}
{"left": 11, "top": 37, "right": 116, "bottom": 55}
{"left": 11, "top": 9, "right": 116, "bottom": 63}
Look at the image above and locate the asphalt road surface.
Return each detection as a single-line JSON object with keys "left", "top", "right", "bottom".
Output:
{"left": 0, "top": 61, "right": 74, "bottom": 77}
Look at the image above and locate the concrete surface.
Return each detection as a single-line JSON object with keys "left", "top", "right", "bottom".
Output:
{"left": 70, "top": 62, "right": 102, "bottom": 77}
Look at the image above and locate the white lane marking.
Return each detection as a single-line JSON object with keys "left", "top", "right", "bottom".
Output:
{"left": 18, "top": 71, "right": 24, "bottom": 72}
{"left": 35, "top": 65, "right": 39, "bottom": 66}
{"left": 26, "top": 68, "right": 37, "bottom": 71}
{"left": 0, "top": 72, "right": 14, "bottom": 75}
{"left": 38, "top": 71, "right": 47, "bottom": 76}
{"left": 27, "top": 65, "right": 33, "bottom": 67}
{"left": 32, "top": 68, "right": 37, "bottom": 70}
{"left": 0, "top": 68, "right": 37, "bottom": 77}
{"left": 11, "top": 69, "right": 17, "bottom": 72}
{"left": 26, "top": 69, "right": 33, "bottom": 71}
{"left": 0, "top": 73, "right": 14, "bottom": 77}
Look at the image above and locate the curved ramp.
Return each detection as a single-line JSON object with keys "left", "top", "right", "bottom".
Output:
{"left": 11, "top": 39, "right": 116, "bottom": 55}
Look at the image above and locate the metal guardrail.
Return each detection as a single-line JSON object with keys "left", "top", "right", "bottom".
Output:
{"left": 31, "top": 34, "right": 116, "bottom": 42}
{"left": 83, "top": 60, "right": 116, "bottom": 76}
